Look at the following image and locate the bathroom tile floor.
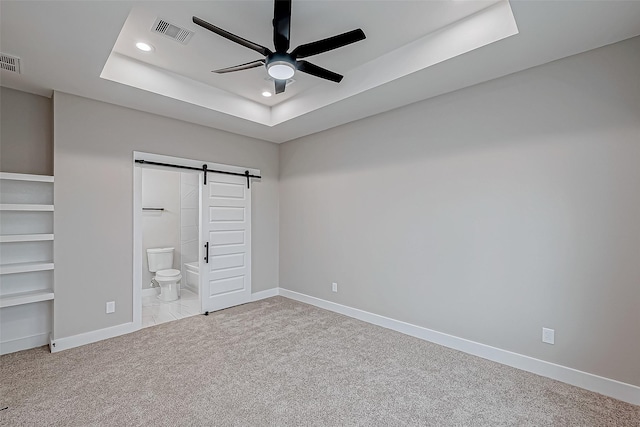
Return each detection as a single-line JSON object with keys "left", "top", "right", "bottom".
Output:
{"left": 142, "top": 288, "right": 200, "bottom": 328}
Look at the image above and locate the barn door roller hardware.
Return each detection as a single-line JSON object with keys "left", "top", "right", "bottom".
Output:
{"left": 135, "top": 159, "right": 260, "bottom": 188}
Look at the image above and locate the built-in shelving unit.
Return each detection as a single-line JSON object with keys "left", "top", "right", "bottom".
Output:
{"left": 0, "top": 172, "right": 55, "bottom": 355}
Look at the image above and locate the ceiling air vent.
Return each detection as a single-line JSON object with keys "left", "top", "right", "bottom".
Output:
{"left": 0, "top": 53, "right": 21, "bottom": 74}
{"left": 152, "top": 18, "right": 194, "bottom": 45}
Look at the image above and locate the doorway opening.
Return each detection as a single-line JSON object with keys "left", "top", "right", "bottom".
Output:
{"left": 140, "top": 167, "right": 200, "bottom": 328}
{"left": 133, "top": 152, "right": 258, "bottom": 330}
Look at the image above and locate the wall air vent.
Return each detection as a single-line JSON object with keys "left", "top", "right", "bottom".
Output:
{"left": 0, "top": 53, "right": 21, "bottom": 74}
{"left": 152, "top": 18, "right": 194, "bottom": 45}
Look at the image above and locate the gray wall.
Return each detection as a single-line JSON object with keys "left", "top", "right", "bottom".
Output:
{"left": 279, "top": 37, "right": 640, "bottom": 386}
{"left": 54, "top": 92, "right": 279, "bottom": 339}
{"left": 141, "top": 168, "right": 181, "bottom": 289}
{"left": 0, "top": 87, "right": 53, "bottom": 175}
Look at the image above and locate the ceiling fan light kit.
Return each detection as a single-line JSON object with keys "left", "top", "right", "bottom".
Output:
{"left": 267, "top": 60, "right": 295, "bottom": 80}
{"left": 193, "top": 0, "right": 366, "bottom": 95}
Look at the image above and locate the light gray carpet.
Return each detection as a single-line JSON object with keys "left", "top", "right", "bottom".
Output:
{"left": 1, "top": 296, "right": 638, "bottom": 426}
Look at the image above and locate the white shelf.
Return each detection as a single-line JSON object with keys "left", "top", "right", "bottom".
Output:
{"left": 0, "top": 204, "right": 54, "bottom": 211}
{"left": 0, "top": 234, "right": 54, "bottom": 243}
{"left": 0, "top": 172, "right": 54, "bottom": 183}
{"left": 0, "top": 290, "right": 54, "bottom": 308}
{"left": 0, "top": 262, "right": 54, "bottom": 275}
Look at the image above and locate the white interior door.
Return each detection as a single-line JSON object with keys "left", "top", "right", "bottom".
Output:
{"left": 200, "top": 172, "right": 251, "bottom": 313}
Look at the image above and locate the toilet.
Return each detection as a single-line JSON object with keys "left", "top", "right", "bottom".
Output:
{"left": 146, "top": 247, "right": 182, "bottom": 302}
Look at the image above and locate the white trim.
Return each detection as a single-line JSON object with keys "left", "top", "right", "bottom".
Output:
{"left": 133, "top": 165, "right": 142, "bottom": 330}
{"left": 0, "top": 332, "right": 50, "bottom": 355}
{"left": 251, "top": 288, "right": 279, "bottom": 302}
{"left": 46, "top": 289, "right": 276, "bottom": 354}
{"left": 278, "top": 288, "right": 640, "bottom": 406}
{"left": 141, "top": 287, "right": 158, "bottom": 297}
{"left": 50, "top": 322, "right": 136, "bottom": 353}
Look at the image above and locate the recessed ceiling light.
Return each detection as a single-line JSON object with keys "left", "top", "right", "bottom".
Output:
{"left": 136, "top": 42, "right": 154, "bottom": 52}
{"left": 262, "top": 91, "right": 272, "bottom": 98}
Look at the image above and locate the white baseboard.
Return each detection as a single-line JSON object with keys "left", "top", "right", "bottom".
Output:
{"left": 48, "top": 289, "right": 277, "bottom": 354}
{"left": 50, "top": 322, "right": 136, "bottom": 353}
{"left": 278, "top": 288, "right": 640, "bottom": 406}
{"left": 141, "top": 287, "right": 158, "bottom": 297}
{"left": 0, "top": 332, "right": 50, "bottom": 355}
{"left": 251, "top": 288, "right": 279, "bottom": 302}
{"left": 38, "top": 286, "right": 640, "bottom": 405}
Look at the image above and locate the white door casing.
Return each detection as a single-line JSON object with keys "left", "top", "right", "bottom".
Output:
{"left": 200, "top": 172, "right": 251, "bottom": 313}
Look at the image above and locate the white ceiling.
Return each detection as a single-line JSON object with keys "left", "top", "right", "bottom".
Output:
{"left": 110, "top": 1, "right": 501, "bottom": 106}
{"left": 1, "top": 1, "right": 640, "bottom": 143}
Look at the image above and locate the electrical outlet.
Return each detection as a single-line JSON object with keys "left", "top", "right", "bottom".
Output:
{"left": 332, "top": 282, "right": 338, "bottom": 293}
{"left": 542, "top": 327, "right": 555, "bottom": 344}
{"left": 106, "top": 301, "right": 116, "bottom": 314}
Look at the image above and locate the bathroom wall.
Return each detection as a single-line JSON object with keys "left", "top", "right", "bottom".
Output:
{"left": 180, "top": 172, "right": 199, "bottom": 274}
{"left": 141, "top": 168, "right": 181, "bottom": 290}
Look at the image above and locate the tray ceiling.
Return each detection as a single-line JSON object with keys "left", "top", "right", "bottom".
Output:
{"left": 1, "top": 1, "right": 639, "bottom": 142}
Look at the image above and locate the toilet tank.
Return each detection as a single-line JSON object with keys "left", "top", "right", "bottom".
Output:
{"left": 147, "top": 247, "right": 174, "bottom": 272}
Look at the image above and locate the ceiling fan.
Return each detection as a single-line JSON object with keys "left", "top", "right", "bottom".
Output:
{"left": 192, "top": 0, "right": 366, "bottom": 95}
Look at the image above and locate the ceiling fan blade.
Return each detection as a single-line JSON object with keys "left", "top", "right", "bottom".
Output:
{"left": 291, "top": 29, "right": 366, "bottom": 59}
{"left": 296, "top": 60, "right": 343, "bottom": 83}
{"left": 275, "top": 79, "right": 286, "bottom": 94}
{"left": 193, "top": 16, "right": 272, "bottom": 57}
{"left": 212, "top": 60, "right": 265, "bottom": 74}
{"left": 273, "top": 0, "right": 292, "bottom": 53}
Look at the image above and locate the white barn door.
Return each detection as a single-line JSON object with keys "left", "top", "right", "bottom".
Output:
{"left": 200, "top": 172, "right": 251, "bottom": 313}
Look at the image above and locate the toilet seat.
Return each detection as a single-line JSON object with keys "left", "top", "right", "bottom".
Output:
{"left": 156, "top": 268, "right": 181, "bottom": 280}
